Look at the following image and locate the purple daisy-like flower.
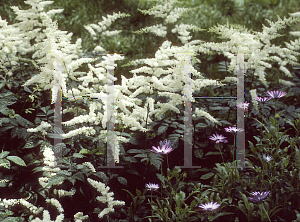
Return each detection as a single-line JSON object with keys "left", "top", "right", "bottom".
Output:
{"left": 262, "top": 153, "right": 273, "bottom": 162}
{"left": 236, "top": 101, "right": 250, "bottom": 110}
{"left": 248, "top": 191, "right": 271, "bottom": 203}
{"left": 266, "top": 91, "right": 287, "bottom": 99}
{"left": 224, "top": 126, "right": 244, "bottom": 133}
{"left": 159, "top": 140, "right": 173, "bottom": 149}
{"left": 255, "top": 96, "right": 271, "bottom": 103}
{"left": 145, "top": 183, "right": 160, "bottom": 191}
{"left": 198, "top": 202, "right": 220, "bottom": 211}
{"left": 209, "top": 134, "right": 228, "bottom": 143}
{"left": 151, "top": 140, "right": 173, "bottom": 154}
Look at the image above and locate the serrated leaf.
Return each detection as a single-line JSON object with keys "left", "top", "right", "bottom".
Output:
{"left": 73, "top": 172, "right": 85, "bottom": 182}
{"left": 174, "top": 129, "right": 184, "bottom": 134}
{"left": 6, "top": 156, "right": 26, "bottom": 167}
{"left": 23, "top": 140, "right": 43, "bottom": 149}
{"left": 158, "top": 125, "right": 168, "bottom": 135}
{"left": 0, "top": 151, "right": 10, "bottom": 159}
{"left": 94, "top": 172, "right": 108, "bottom": 181}
{"left": 133, "top": 154, "right": 148, "bottom": 158}
{"left": 117, "top": 177, "right": 127, "bottom": 186}
{"left": 47, "top": 175, "right": 66, "bottom": 187}
{"left": 73, "top": 153, "right": 85, "bottom": 158}
{"left": 200, "top": 172, "right": 215, "bottom": 180}
{"left": 195, "top": 123, "right": 207, "bottom": 128}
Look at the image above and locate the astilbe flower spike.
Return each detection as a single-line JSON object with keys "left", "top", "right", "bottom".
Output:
{"left": 209, "top": 134, "right": 228, "bottom": 143}
{"left": 266, "top": 90, "right": 287, "bottom": 99}
{"left": 248, "top": 191, "right": 271, "bottom": 203}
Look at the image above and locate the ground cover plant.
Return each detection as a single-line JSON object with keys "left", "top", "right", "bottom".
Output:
{"left": 0, "top": 0, "right": 300, "bottom": 221}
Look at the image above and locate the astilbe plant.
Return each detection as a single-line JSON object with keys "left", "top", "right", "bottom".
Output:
{"left": 0, "top": 145, "right": 125, "bottom": 221}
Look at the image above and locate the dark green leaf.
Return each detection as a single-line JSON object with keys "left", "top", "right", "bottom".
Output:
{"left": 158, "top": 125, "right": 168, "bottom": 135}
{"left": 200, "top": 172, "right": 215, "bottom": 180}
{"left": 117, "top": 177, "right": 127, "bottom": 186}
{"left": 6, "top": 156, "right": 26, "bottom": 167}
{"left": 0, "top": 151, "right": 10, "bottom": 159}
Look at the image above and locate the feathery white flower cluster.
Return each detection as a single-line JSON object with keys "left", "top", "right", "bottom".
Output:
{"left": 53, "top": 188, "right": 76, "bottom": 198}
{"left": 171, "top": 24, "right": 203, "bottom": 44}
{"left": 31, "top": 209, "right": 64, "bottom": 222}
{"left": 74, "top": 212, "right": 89, "bottom": 222}
{"left": 279, "top": 79, "right": 295, "bottom": 87}
{"left": 0, "top": 198, "right": 44, "bottom": 215}
{"left": 192, "top": 108, "right": 219, "bottom": 123}
{"left": 87, "top": 178, "right": 125, "bottom": 219}
{"left": 84, "top": 12, "right": 130, "bottom": 39}
{"left": 42, "top": 146, "right": 60, "bottom": 177}
{"left": 45, "top": 198, "right": 64, "bottom": 213}
{"left": 203, "top": 16, "right": 300, "bottom": 87}
{"left": 27, "top": 121, "right": 52, "bottom": 136}
{"left": 82, "top": 162, "right": 96, "bottom": 172}
{"left": 61, "top": 126, "right": 96, "bottom": 139}
{"left": 249, "top": 89, "right": 258, "bottom": 111}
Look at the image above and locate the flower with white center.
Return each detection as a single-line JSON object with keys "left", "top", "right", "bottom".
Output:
{"left": 209, "top": 134, "right": 228, "bottom": 143}
{"left": 262, "top": 153, "right": 273, "bottom": 162}
{"left": 151, "top": 140, "right": 173, "bottom": 154}
{"left": 145, "top": 183, "right": 160, "bottom": 191}
{"left": 198, "top": 202, "right": 220, "bottom": 211}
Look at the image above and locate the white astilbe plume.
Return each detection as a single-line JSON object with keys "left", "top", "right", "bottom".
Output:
{"left": 279, "top": 79, "right": 295, "bottom": 86}
{"left": 0, "top": 16, "right": 26, "bottom": 77}
{"left": 45, "top": 198, "right": 64, "bottom": 213}
{"left": 53, "top": 188, "right": 76, "bottom": 198}
{"left": 250, "top": 89, "right": 258, "bottom": 111}
{"left": 82, "top": 162, "right": 96, "bottom": 172}
{"left": 27, "top": 121, "right": 51, "bottom": 136}
{"left": 74, "top": 212, "right": 89, "bottom": 222}
{"left": 40, "top": 146, "right": 61, "bottom": 189}
{"left": 31, "top": 210, "right": 64, "bottom": 222}
{"left": 135, "top": 0, "right": 201, "bottom": 43}
{"left": 0, "top": 198, "right": 43, "bottom": 215}
{"left": 84, "top": 12, "right": 130, "bottom": 39}
{"left": 87, "top": 178, "right": 125, "bottom": 219}
{"left": 192, "top": 108, "right": 219, "bottom": 124}
{"left": 202, "top": 15, "right": 300, "bottom": 87}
